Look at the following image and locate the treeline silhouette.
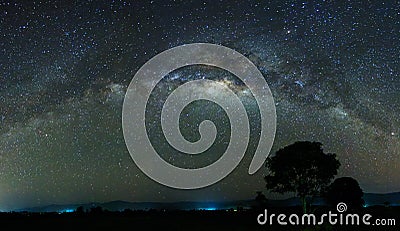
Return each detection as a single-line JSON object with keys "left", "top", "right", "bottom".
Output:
{"left": 1, "top": 205, "right": 398, "bottom": 231}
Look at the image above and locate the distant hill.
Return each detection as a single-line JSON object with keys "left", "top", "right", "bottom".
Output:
{"left": 14, "top": 192, "right": 400, "bottom": 213}
{"left": 364, "top": 192, "right": 400, "bottom": 206}
{"left": 15, "top": 200, "right": 253, "bottom": 213}
{"left": 266, "top": 192, "right": 400, "bottom": 207}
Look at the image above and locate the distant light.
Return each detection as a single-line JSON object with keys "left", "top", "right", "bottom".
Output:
{"left": 60, "top": 209, "right": 74, "bottom": 213}
{"left": 199, "top": 207, "right": 217, "bottom": 211}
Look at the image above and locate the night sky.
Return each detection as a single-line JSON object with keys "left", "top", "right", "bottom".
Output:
{"left": 1, "top": 0, "right": 399, "bottom": 211}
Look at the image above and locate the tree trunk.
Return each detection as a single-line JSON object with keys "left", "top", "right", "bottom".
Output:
{"left": 301, "top": 196, "right": 307, "bottom": 214}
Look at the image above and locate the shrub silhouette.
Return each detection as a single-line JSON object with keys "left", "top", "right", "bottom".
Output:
{"left": 325, "top": 177, "right": 364, "bottom": 210}
{"left": 75, "top": 206, "right": 85, "bottom": 215}
{"left": 89, "top": 206, "right": 103, "bottom": 215}
{"left": 255, "top": 191, "right": 268, "bottom": 208}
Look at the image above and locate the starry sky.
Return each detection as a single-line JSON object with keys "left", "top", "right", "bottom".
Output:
{"left": 1, "top": 0, "right": 399, "bottom": 211}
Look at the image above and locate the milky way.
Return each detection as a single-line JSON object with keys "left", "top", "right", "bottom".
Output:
{"left": 0, "top": 1, "right": 399, "bottom": 210}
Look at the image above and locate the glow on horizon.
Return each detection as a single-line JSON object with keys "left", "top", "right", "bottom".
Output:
{"left": 199, "top": 207, "right": 217, "bottom": 211}
{"left": 59, "top": 209, "right": 75, "bottom": 213}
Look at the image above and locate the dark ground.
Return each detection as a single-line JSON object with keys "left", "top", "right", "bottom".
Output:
{"left": 1, "top": 206, "right": 398, "bottom": 230}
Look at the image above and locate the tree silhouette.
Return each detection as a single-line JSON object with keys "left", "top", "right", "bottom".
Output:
{"left": 75, "top": 206, "right": 85, "bottom": 215}
{"left": 89, "top": 206, "right": 103, "bottom": 215}
{"left": 325, "top": 177, "right": 364, "bottom": 210}
{"left": 255, "top": 191, "right": 268, "bottom": 208}
{"left": 265, "top": 141, "right": 340, "bottom": 213}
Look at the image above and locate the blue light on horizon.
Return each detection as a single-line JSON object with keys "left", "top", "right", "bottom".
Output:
{"left": 198, "top": 207, "right": 217, "bottom": 211}
{"left": 60, "top": 209, "right": 75, "bottom": 213}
